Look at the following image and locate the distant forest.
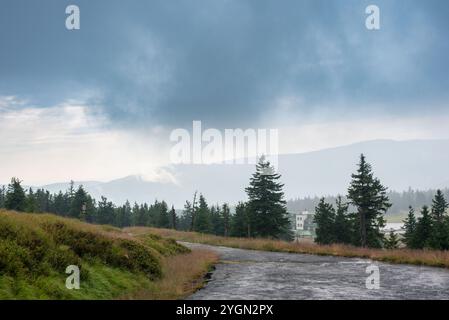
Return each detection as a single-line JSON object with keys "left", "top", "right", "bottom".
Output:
{"left": 287, "top": 188, "right": 449, "bottom": 215}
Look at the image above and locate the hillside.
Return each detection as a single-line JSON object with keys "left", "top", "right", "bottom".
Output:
{"left": 39, "top": 139, "right": 449, "bottom": 208}
{"left": 0, "top": 210, "right": 216, "bottom": 299}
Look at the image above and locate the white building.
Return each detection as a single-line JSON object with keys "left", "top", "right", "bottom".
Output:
{"left": 292, "top": 210, "right": 316, "bottom": 240}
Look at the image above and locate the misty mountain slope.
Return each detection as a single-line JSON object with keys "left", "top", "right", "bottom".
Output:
{"left": 41, "top": 139, "right": 449, "bottom": 208}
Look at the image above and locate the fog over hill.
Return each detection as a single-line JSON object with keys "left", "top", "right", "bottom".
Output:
{"left": 39, "top": 139, "right": 449, "bottom": 208}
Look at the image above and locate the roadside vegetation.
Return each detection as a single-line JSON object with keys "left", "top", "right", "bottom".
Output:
{"left": 130, "top": 226, "right": 449, "bottom": 269}
{"left": 0, "top": 210, "right": 216, "bottom": 299}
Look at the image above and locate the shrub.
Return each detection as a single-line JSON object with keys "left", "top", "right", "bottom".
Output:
{"left": 141, "top": 234, "right": 190, "bottom": 256}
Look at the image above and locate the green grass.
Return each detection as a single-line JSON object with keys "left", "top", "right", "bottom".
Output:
{"left": 0, "top": 263, "right": 153, "bottom": 299}
{"left": 0, "top": 210, "right": 195, "bottom": 300}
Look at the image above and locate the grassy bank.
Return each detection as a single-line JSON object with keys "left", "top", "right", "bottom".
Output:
{"left": 126, "top": 227, "right": 449, "bottom": 269}
{"left": 0, "top": 210, "right": 217, "bottom": 299}
{"left": 120, "top": 249, "right": 217, "bottom": 299}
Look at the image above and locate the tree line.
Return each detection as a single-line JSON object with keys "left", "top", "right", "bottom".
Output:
{"left": 0, "top": 178, "right": 177, "bottom": 229}
{"left": 0, "top": 156, "right": 292, "bottom": 239}
{"left": 288, "top": 188, "right": 449, "bottom": 216}
{"left": 313, "top": 154, "right": 449, "bottom": 249}
{"left": 401, "top": 190, "right": 449, "bottom": 250}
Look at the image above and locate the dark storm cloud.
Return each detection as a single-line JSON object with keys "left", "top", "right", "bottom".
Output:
{"left": 1, "top": 0, "right": 448, "bottom": 128}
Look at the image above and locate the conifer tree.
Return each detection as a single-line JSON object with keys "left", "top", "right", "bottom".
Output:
{"left": 25, "top": 188, "right": 38, "bottom": 213}
{"left": 182, "top": 200, "right": 194, "bottom": 231}
{"left": 96, "top": 196, "right": 115, "bottom": 225}
{"left": 5, "top": 177, "right": 26, "bottom": 212}
{"left": 190, "top": 192, "right": 198, "bottom": 231}
{"left": 429, "top": 190, "right": 449, "bottom": 250}
{"left": 209, "top": 205, "right": 224, "bottom": 235}
{"left": 402, "top": 206, "right": 418, "bottom": 249}
{"left": 158, "top": 201, "right": 170, "bottom": 228}
{"left": 194, "top": 194, "right": 211, "bottom": 233}
{"left": 0, "top": 185, "right": 6, "bottom": 208}
{"left": 222, "top": 203, "right": 231, "bottom": 237}
{"left": 384, "top": 230, "right": 399, "bottom": 249}
{"left": 431, "top": 190, "right": 448, "bottom": 222}
{"left": 140, "top": 203, "right": 150, "bottom": 226}
{"left": 333, "top": 196, "right": 352, "bottom": 244}
{"left": 131, "top": 202, "right": 140, "bottom": 226}
{"left": 314, "top": 198, "right": 336, "bottom": 245}
{"left": 170, "top": 206, "right": 177, "bottom": 230}
{"left": 231, "top": 202, "right": 251, "bottom": 237}
{"left": 347, "top": 154, "right": 391, "bottom": 247}
{"left": 245, "top": 157, "right": 290, "bottom": 239}
{"left": 116, "top": 200, "right": 132, "bottom": 227}
{"left": 414, "top": 206, "right": 433, "bottom": 249}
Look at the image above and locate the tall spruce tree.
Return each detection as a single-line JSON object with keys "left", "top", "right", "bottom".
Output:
{"left": 347, "top": 154, "right": 391, "bottom": 248}
{"left": 429, "top": 190, "right": 449, "bottom": 250}
{"left": 414, "top": 206, "right": 433, "bottom": 249}
{"left": 5, "top": 177, "right": 26, "bottom": 212}
{"left": 402, "top": 206, "right": 418, "bottom": 249}
{"left": 245, "top": 157, "right": 291, "bottom": 239}
{"left": 314, "top": 198, "right": 336, "bottom": 245}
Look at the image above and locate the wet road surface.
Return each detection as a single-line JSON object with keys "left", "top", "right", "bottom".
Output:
{"left": 184, "top": 242, "right": 449, "bottom": 300}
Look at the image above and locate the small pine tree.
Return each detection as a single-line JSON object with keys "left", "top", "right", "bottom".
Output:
{"left": 402, "top": 206, "right": 418, "bottom": 249}
{"left": 333, "top": 196, "right": 352, "bottom": 244}
{"left": 431, "top": 190, "right": 448, "bottom": 222}
{"left": 194, "top": 194, "right": 211, "bottom": 233}
{"left": 25, "top": 188, "right": 38, "bottom": 213}
{"left": 5, "top": 177, "right": 26, "bottom": 212}
{"left": 222, "top": 203, "right": 231, "bottom": 237}
{"left": 414, "top": 206, "right": 433, "bottom": 249}
{"left": 314, "top": 198, "right": 336, "bottom": 245}
{"left": 0, "top": 186, "right": 6, "bottom": 208}
{"left": 384, "top": 230, "right": 399, "bottom": 249}
{"left": 96, "top": 196, "right": 116, "bottom": 224}
{"left": 209, "top": 205, "right": 224, "bottom": 235}
{"left": 231, "top": 202, "right": 251, "bottom": 237}
{"left": 181, "top": 200, "right": 194, "bottom": 231}
{"left": 115, "top": 200, "right": 132, "bottom": 227}
{"left": 157, "top": 201, "right": 170, "bottom": 228}
{"left": 170, "top": 206, "right": 177, "bottom": 230}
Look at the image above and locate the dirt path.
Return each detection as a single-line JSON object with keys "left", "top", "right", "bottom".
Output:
{"left": 183, "top": 242, "right": 449, "bottom": 300}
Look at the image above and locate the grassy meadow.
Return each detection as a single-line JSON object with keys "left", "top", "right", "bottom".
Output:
{"left": 0, "top": 210, "right": 217, "bottom": 300}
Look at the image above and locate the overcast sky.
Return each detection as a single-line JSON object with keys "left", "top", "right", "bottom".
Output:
{"left": 1, "top": 0, "right": 449, "bottom": 184}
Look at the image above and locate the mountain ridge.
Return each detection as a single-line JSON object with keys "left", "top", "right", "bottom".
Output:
{"left": 28, "top": 139, "right": 449, "bottom": 208}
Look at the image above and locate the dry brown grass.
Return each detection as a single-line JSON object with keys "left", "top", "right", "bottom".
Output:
{"left": 120, "top": 249, "right": 218, "bottom": 300}
{"left": 126, "top": 226, "right": 449, "bottom": 269}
